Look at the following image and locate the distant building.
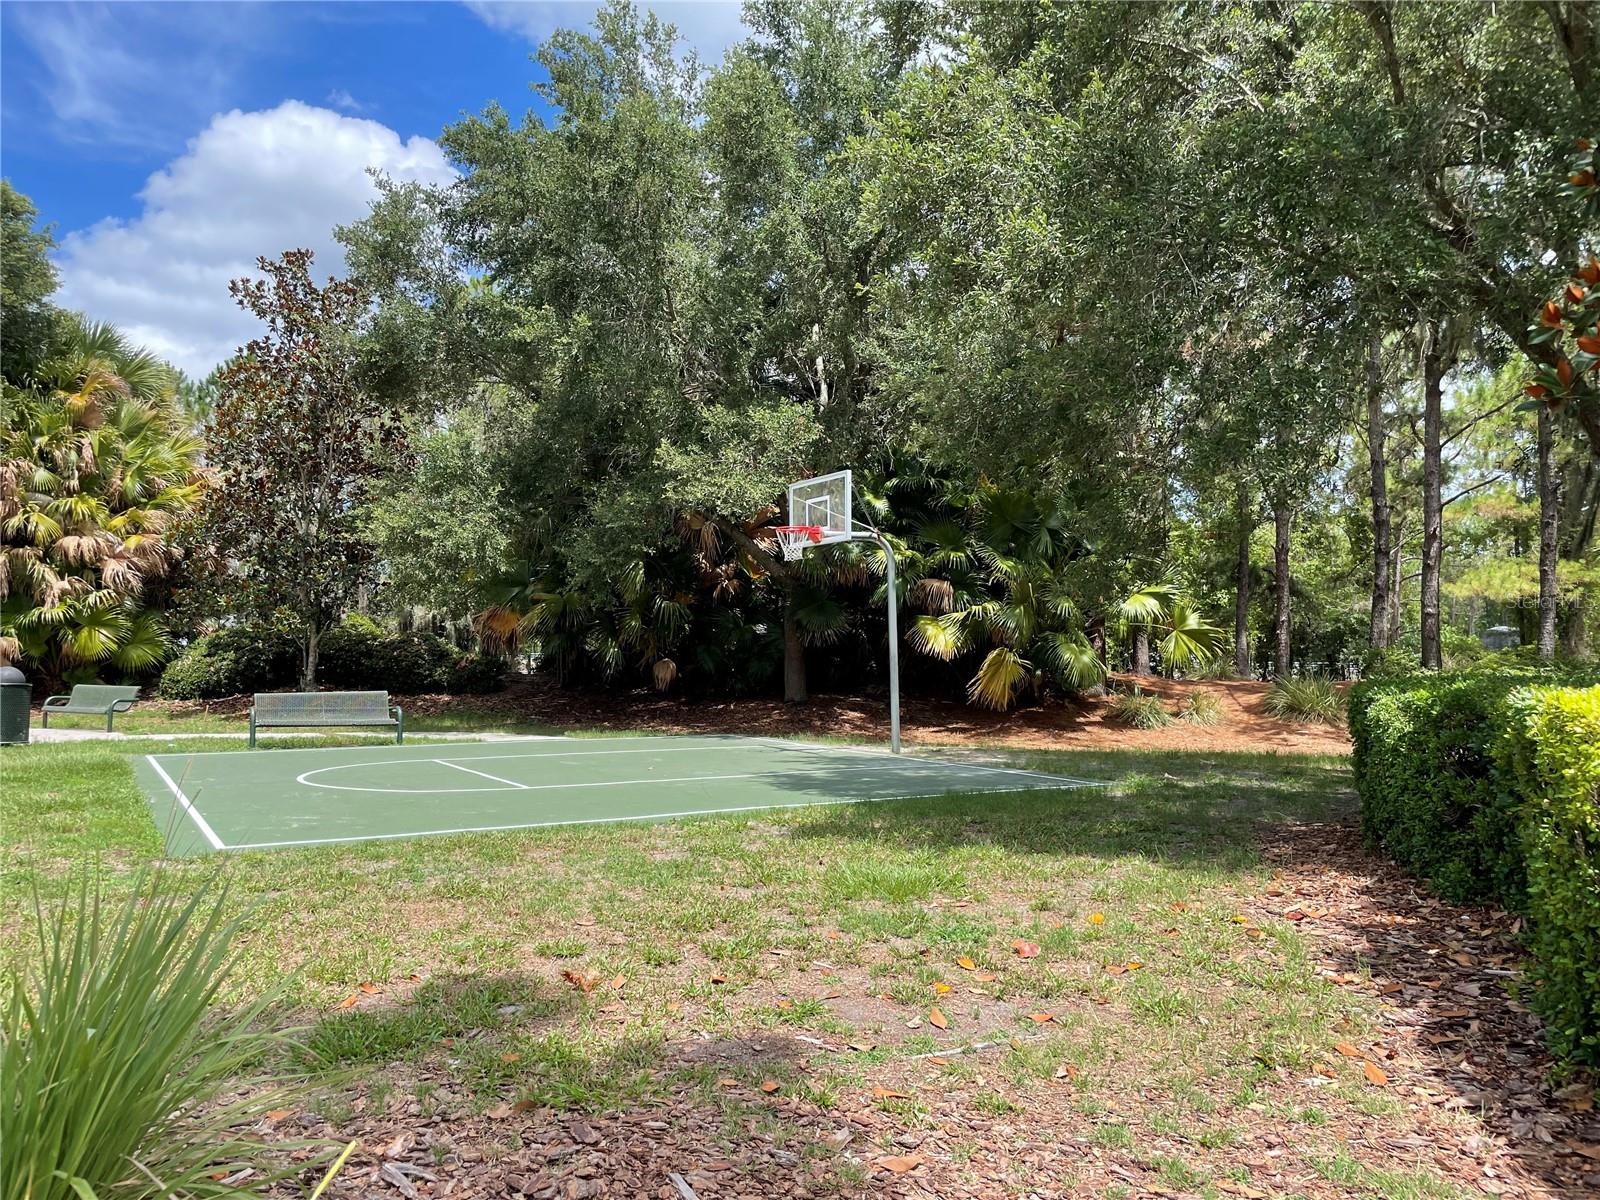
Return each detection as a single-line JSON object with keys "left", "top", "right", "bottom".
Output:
{"left": 1482, "top": 625, "right": 1520, "bottom": 651}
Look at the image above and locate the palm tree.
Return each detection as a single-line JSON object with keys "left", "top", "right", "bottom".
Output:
{"left": 1117, "top": 581, "right": 1228, "bottom": 677}
{"left": 894, "top": 481, "right": 1104, "bottom": 710}
{"left": 1, "top": 318, "right": 205, "bottom": 682}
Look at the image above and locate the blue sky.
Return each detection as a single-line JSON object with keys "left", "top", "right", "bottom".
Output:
{"left": 0, "top": 1, "right": 748, "bottom": 374}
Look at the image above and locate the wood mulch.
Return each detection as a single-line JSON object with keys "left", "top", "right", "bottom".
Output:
{"left": 263, "top": 823, "right": 1594, "bottom": 1200}
{"left": 156, "top": 674, "right": 1349, "bottom": 756}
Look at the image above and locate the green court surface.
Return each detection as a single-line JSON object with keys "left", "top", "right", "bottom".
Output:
{"left": 134, "top": 734, "right": 1101, "bottom": 856}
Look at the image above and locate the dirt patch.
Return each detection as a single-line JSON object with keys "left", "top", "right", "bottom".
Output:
{"left": 151, "top": 674, "right": 1350, "bottom": 755}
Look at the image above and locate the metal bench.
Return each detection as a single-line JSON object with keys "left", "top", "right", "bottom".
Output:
{"left": 40, "top": 684, "right": 142, "bottom": 732}
{"left": 248, "top": 691, "right": 404, "bottom": 748}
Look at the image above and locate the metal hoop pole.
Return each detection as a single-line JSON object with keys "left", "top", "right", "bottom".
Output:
{"left": 853, "top": 532, "right": 900, "bottom": 754}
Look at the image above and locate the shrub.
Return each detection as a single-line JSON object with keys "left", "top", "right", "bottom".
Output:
{"left": 320, "top": 620, "right": 502, "bottom": 694}
{"left": 160, "top": 618, "right": 503, "bottom": 699}
{"left": 1106, "top": 687, "right": 1171, "bottom": 729}
{"left": 1350, "top": 670, "right": 1543, "bottom": 902}
{"left": 1, "top": 871, "right": 303, "bottom": 1200}
{"left": 1179, "top": 688, "right": 1224, "bottom": 726}
{"left": 1497, "top": 686, "right": 1600, "bottom": 1068}
{"left": 157, "top": 623, "right": 299, "bottom": 699}
{"left": 1263, "top": 675, "right": 1343, "bottom": 725}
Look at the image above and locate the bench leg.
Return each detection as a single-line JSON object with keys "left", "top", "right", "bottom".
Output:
{"left": 248, "top": 718, "right": 257, "bottom": 749}
{"left": 396, "top": 711, "right": 404, "bottom": 744}
{"left": 106, "top": 712, "right": 114, "bottom": 733}
{"left": 41, "top": 711, "right": 49, "bottom": 729}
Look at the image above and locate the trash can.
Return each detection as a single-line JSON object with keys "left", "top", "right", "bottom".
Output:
{"left": 0, "top": 665, "right": 30, "bottom": 745}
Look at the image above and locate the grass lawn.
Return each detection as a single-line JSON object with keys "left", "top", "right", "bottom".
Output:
{"left": 2, "top": 735, "right": 1561, "bottom": 1198}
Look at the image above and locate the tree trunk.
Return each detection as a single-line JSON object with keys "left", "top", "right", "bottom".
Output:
{"left": 1273, "top": 499, "right": 1292, "bottom": 677}
{"left": 1131, "top": 627, "right": 1151, "bottom": 676}
{"left": 1234, "top": 486, "right": 1252, "bottom": 677}
{"left": 1388, "top": 513, "right": 1406, "bottom": 647}
{"left": 1420, "top": 328, "right": 1446, "bottom": 670}
{"left": 301, "top": 624, "right": 320, "bottom": 692}
{"left": 783, "top": 598, "right": 807, "bottom": 703}
{"left": 1366, "top": 334, "right": 1392, "bottom": 650}
{"left": 1537, "top": 402, "right": 1562, "bottom": 660}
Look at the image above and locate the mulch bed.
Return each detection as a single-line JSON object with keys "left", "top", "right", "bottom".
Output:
{"left": 152, "top": 674, "right": 1352, "bottom": 756}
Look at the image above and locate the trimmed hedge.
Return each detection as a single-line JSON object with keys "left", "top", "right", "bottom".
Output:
{"left": 159, "top": 620, "right": 503, "bottom": 700}
{"left": 1348, "top": 669, "right": 1550, "bottom": 902}
{"left": 1349, "top": 667, "right": 1600, "bottom": 1067}
{"left": 1498, "top": 687, "right": 1600, "bottom": 1068}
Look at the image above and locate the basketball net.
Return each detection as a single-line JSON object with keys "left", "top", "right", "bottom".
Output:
{"left": 773, "top": 525, "right": 824, "bottom": 561}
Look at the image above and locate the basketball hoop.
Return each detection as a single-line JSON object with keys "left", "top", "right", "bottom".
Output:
{"left": 773, "top": 524, "right": 824, "bottom": 561}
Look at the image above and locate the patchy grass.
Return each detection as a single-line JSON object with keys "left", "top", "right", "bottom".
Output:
{"left": 0, "top": 735, "right": 1489, "bottom": 1196}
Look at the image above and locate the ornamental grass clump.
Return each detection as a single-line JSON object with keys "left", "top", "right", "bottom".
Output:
{"left": 1107, "top": 686, "right": 1172, "bottom": 730}
{"left": 1179, "top": 688, "right": 1225, "bottom": 726}
{"left": 1264, "top": 675, "right": 1344, "bottom": 725}
{"left": 1, "top": 870, "right": 307, "bottom": 1200}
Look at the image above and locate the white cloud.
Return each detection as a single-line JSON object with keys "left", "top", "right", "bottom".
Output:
{"left": 53, "top": 101, "right": 458, "bottom": 377}
{"left": 3, "top": 1, "right": 275, "bottom": 150}
{"left": 465, "top": 1, "right": 748, "bottom": 62}
{"left": 325, "top": 88, "right": 369, "bottom": 113}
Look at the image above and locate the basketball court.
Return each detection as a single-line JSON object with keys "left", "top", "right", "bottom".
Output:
{"left": 135, "top": 734, "right": 1102, "bottom": 856}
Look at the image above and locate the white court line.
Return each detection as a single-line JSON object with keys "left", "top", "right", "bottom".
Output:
{"left": 143, "top": 755, "right": 227, "bottom": 850}
{"left": 216, "top": 785, "right": 1055, "bottom": 851}
{"left": 294, "top": 760, "right": 925, "bottom": 794}
{"left": 149, "top": 733, "right": 754, "bottom": 759}
{"left": 752, "top": 737, "right": 1107, "bottom": 787}
{"left": 433, "top": 759, "right": 530, "bottom": 788}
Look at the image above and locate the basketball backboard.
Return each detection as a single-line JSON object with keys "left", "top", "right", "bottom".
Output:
{"left": 786, "top": 469, "right": 853, "bottom": 545}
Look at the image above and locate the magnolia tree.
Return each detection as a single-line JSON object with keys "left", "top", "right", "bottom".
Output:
{"left": 205, "top": 250, "right": 405, "bottom": 690}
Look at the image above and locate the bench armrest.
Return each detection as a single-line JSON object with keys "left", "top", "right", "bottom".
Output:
{"left": 390, "top": 705, "right": 403, "bottom": 720}
{"left": 111, "top": 698, "right": 138, "bottom": 712}
{"left": 42, "top": 695, "right": 71, "bottom": 708}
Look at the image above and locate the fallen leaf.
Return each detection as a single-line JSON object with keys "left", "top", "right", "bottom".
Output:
{"left": 1089, "top": 912, "right": 1106, "bottom": 925}
{"left": 822, "top": 987, "right": 843, "bottom": 1000}
{"left": 1028, "top": 1012, "right": 1055, "bottom": 1023}
{"left": 932, "top": 981, "right": 952, "bottom": 994}
{"left": 776, "top": 998, "right": 795, "bottom": 1010}
{"left": 927, "top": 1056, "right": 949, "bottom": 1066}
{"left": 335, "top": 994, "right": 359, "bottom": 1010}
{"left": 974, "top": 971, "right": 997, "bottom": 983}
{"left": 263, "top": 1109, "right": 292, "bottom": 1121}
{"left": 759, "top": 1079, "right": 781, "bottom": 1093}
{"left": 485, "top": 1103, "right": 514, "bottom": 1119}
{"left": 717, "top": 1077, "right": 738, "bottom": 1088}
{"left": 500, "top": 1052, "right": 522, "bottom": 1063}
{"left": 872, "top": 1086, "right": 910, "bottom": 1101}
{"left": 1011, "top": 939, "right": 1041, "bottom": 959}
{"left": 928, "top": 1007, "right": 949, "bottom": 1029}
{"left": 560, "top": 969, "right": 600, "bottom": 993}
{"left": 358, "top": 982, "right": 381, "bottom": 995}
{"left": 956, "top": 956, "right": 977, "bottom": 971}
{"left": 609, "top": 973, "right": 626, "bottom": 991}
{"left": 1333, "top": 1041, "right": 1364, "bottom": 1059}
{"left": 408, "top": 972, "right": 423, "bottom": 982}
{"left": 1362, "top": 1060, "right": 1389, "bottom": 1086}
{"left": 876, "top": 1154, "right": 923, "bottom": 1174}
{"left": 1105, "top": 964, "right": 1127, "bottom": 976}
{"left": 1379, "top": 981, "right": 1404, "bottom": 994}
{"left": 1055, "top": 1064, "right": 1079, "bottom": 1081}
{"left": 709, "top": 974, "right": 727, "bottom": 985}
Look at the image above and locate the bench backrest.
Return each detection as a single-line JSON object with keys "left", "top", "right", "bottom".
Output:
{"left": 67, "top": 685, "right": 141, "bottom": 707}
{"left": 253, "top": 691, "right": 392, "bottom": 721}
